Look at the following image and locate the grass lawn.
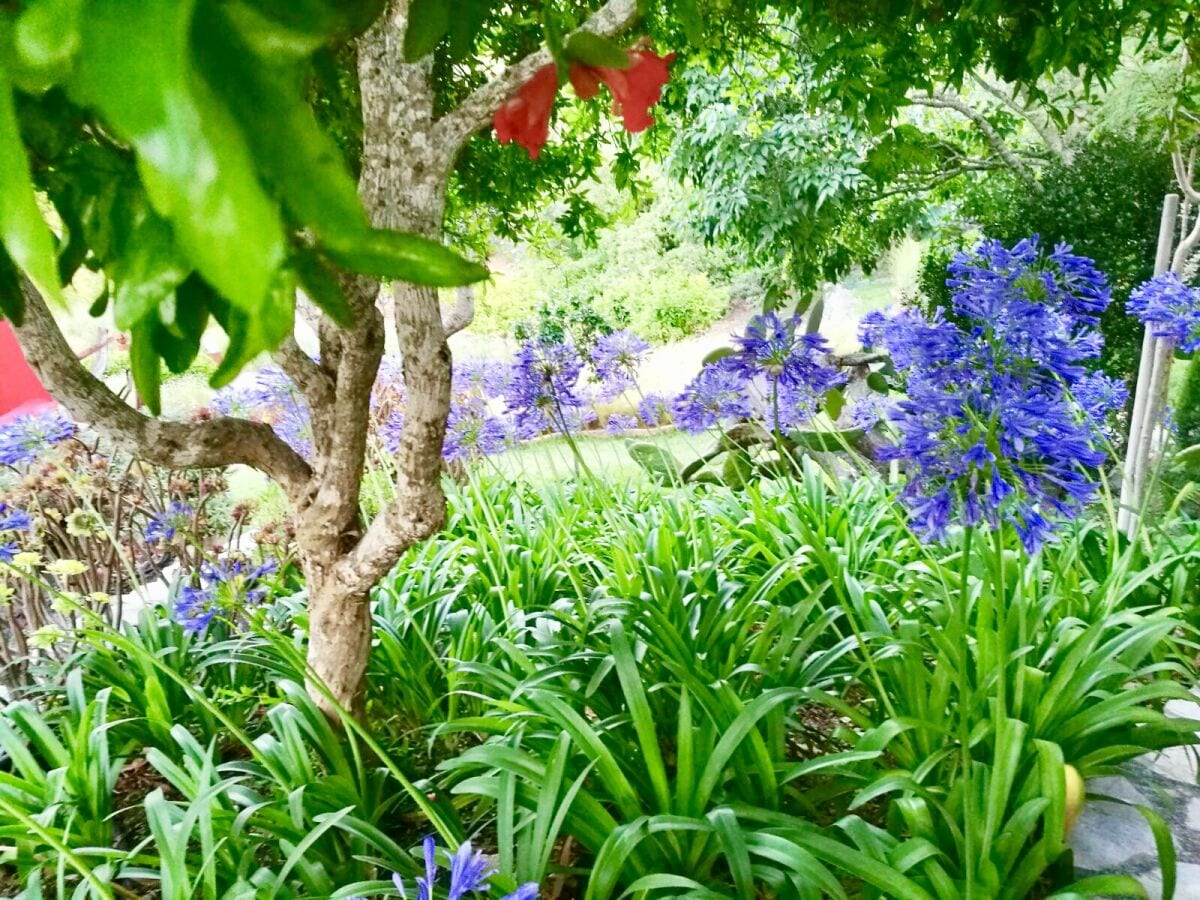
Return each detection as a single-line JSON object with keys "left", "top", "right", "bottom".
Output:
{"left": 489, "top": 427, "right": 710, "bottom": 484}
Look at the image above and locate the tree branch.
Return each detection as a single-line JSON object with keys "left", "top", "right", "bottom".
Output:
{"left": 911, "top": 90, "right": 1038, "bottom": 184}
{"left": 432, "top": 0, "right": 640, "bottom": 156}
{"left": 442, "top": 285, "right": 475, "bottom": 337}
{"left": 13, "top": 280, "right": 314, "bottom": 502}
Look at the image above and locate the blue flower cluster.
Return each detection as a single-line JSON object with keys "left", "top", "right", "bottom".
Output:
{"left": 504, "top": 339, "right": 588, "bottom": 438}
{"left": 591, "top": 329, "right": 651, "bottom": 400}
{"left": 1126, "top": 272, "right": 1200, "bottom": 352}
{"left": 863, "top": 237, "right": 1122, "bottom": 552}
{"left": 0, "top": 501, "right": 31, "bottom": 563}
{"left": 348, "top": 837, "right": 536, "bottom": 900}
{"left": 0, "top": 410, "right": 75, "bottom": 467}
{"left": 173, "top": 557, "right": 278, "bottom": 633}
{"left": 673, "top": 313, "right": 844, "bottom": 435}
{"left": 144, "top": 501, "right": 194, "bottom": 544}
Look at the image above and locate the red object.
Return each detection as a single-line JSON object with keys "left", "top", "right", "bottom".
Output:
{"left": 494, "top": 63, "right": 561, "bottom": 159}
{"left": 570, "top": 49, "right": 676, "bottom": 133}
{"left": 0, "top": 320, "right": 52, "bottom": 423}
{"left": 494, "top": 46, "right": 675, "bottom": 158}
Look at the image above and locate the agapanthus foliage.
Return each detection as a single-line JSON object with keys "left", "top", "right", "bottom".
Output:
{"left": 864, "top": 237, "right": 1119, "bottom": 552}
{"left": 173, "top": 557, "right": 278, "bottom": 634}
{"left": 1126, "top": 272, "right": 1200, "bottom": 352}
{"left": 0, "top": 411, "right": 75, "bottom": 467}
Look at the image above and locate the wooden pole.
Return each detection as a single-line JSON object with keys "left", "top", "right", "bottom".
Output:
{"left": 1118, "top": 193, "right": 1179, "bottom": 537}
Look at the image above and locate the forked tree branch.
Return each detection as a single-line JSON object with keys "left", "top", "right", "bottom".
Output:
{"left": 911, "top": 89, "right": 1038, "bottom": 183}
{"left": 432, "top": 0, "right": 640, "bottom": 155}
{"left": 13, "top": 280, "right": 314, "bottom": 503}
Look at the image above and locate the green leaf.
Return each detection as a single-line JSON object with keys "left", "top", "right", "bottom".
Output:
{"left": 0, "top": 245, "right": 25, "bottom": 324}
{"left": 325, "top": 229, "right": 488, "bottom": 287}
{"left": 1137, "top": 805, "right": 1175, "bottom": 900}
{"left": 404, "top": 0, "right": 449, "bottom": 60}
{"left": 824, "top": 387, "right": 845, "bottom": 421}
{"left": 14, "top": 0, "right": 83, "bottom": 86}
{"left": 867, "top": 372, "right": 889, "bottom": 393}
{"left": 130, "top": 320, "right": 163, "bottom": 415}
{"left": 0, "top": 69, "right": 64, "bottom": 309}
{"left": 110, "top": 196, "right": 191, "bottom": 330}
{"left": 292, "top": 247, "right": 353, "bottom": 327}
{"left": 207, "top": 270, "right": 295, "bottom": 388}
{"left": 69, "top": 0, "right": 287, "bottom": 316}
{"left": 151, "top": 281, "right": 209, "bottom": 374}
{"left": 565, "top": 32, "right": 630, "bottom": 69}
{"left": 702, "top": 347, "right": 736, "bottom": 367}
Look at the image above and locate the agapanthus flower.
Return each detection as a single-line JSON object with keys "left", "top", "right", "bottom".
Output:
{"left": 210, "top": 385, "right": 259, "bottom": 419}
{"left": 443, "top": 403, "right": 509, "bottom": 463}
{"left": 672, "top": 364, "right": 752, "bottom": 433}
{"left": 389, "top": 837, "right": 537, "bottom": 900}
{"left": 144, "top": 501, "right": 194, "bottom": 544}
{"left": 505, "top": 340, "right": 587, "bottom": 437}
{"left": 637, "top": 392, "right": 671, "bottom": 427}
{"left": 730, "top": 313, "right": 845, "bottom": 393}
{"left": 171, "top": 557, "right": 278, "bottom": 634}
{"left": 1072, "top": 372, "right": 1129, "bottom": 437}
{"left": 0, "top": 502, "right": 32, "bottom": 533}
{"left": 0, "top": 410, "right": 74, "bottom": 467}
{"left": 1126, "top": 272, "right": 1200, "bottom": 352}
{"left": 0, "top": 542, "right": 17, "bottom": 564}
{"left": 592, "top": 330, "right": 650, "bottom": 397}
{"left": 605, "top": 413, "right": 638, "bottom": 435}
{"left": 379, "top": 410, "right": 406, "bottom": 455}
{"left": 454, "top": 357, "right": 511, "bottom": 399}
{"left": 870, "top": 237, "right": 1115, "bottom": 553}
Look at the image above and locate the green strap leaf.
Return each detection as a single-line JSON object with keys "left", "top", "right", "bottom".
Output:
{"left": 0, "top": 68, "right": 64, "bottom": 311}
{"left": 68, "top": 0, "right": 287, "bottom": 317}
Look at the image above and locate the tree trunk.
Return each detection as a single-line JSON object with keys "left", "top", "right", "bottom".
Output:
{"left": 305, "top": 553, "right": 374, "bottom": 719}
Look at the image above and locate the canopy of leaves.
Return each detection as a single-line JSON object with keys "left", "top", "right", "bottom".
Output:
{"left": 0, "top": 0, "right": 487, "bottom": 413}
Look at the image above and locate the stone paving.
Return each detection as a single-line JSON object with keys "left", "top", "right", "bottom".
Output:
{"left": 1070, "top": 696, "right": 1200, "bottom": 898}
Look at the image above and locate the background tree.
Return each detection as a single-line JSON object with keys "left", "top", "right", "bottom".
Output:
{"left": 1, "top": 0, "right": 1195, "bottom": 716}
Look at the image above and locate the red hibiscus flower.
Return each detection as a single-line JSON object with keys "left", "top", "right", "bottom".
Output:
{"left": 494, "top": 46, "right": 675, "bottom": 158}
{"left": 570, "top": 49, "right": 676, "bottom": 133}
{"left": 493, "top": 63, "right": 561, "bottom": 159}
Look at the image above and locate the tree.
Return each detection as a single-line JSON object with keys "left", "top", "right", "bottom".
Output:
{"left": 1, "top": 0, "right": 1194, "bottom": 717}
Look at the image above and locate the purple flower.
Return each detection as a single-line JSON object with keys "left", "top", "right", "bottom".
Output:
{"left": 1126, "top": 273, "right": 1200, "bottom": 352}
{"left": 454, "top": 358, "right": 511, "bottom": 399}
{"left": 505, "top": 340, "right": 587, "bottom": 437}
{"left": 173, "top": 584, "right": 218, "bottom": 634}
{"left": 390, "top": 837, "right": 537, "bottom": 900}
{"left": 0, "top": 541, "right": 17, "bottom": 564}
{"left": 443, "top": 403, "right": 509, "bottom": 463}
{"left": 672, "top": 364, "right": 752, "bottom": 433}
{"left": 1072, "top": 372, "right": 1128, "bottom": 437}
{"left": 210, "top": 385, "right": 258, "bottom": 419}
{"left": 592, "top": 330, "right": 650, "bottom": 396}
{"left": 0, "top": 411, "right": 75, "bottom": 467}
{"left": 171, "top": 556, "right": 278, "bottom": 633}
{"left": 0, "top": 502, "right": 32, "bottom": 533}
{"left": 637, "top": 392, "right": 671, "bottom": 427}
{"left": 730, "top": 313, "right": 845, "bottom": 393}
{"left": 871, "top": 237, "right": 1114, "bottom": 553}
{"left": 144, "top": 501, "right": 194, "bottom": 544}
{"left": 379, "top": 410, "right": 406, "bottom": 455}
{"left": 605, "top": 413, "right": 638, "bottom": 435}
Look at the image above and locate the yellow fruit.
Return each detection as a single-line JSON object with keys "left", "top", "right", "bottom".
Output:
{"left": 1063, "top": 764, "right": 1085, "bottom": 838}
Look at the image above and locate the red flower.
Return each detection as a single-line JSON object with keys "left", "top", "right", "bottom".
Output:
{"left": 494, "top": 45, "right": 675, "bottom": 158}
{"left": 570, "top": 49, "right": 676, "bottom": 133}
{"left": 493, "top": 63, "right": 561, "bottom": 159}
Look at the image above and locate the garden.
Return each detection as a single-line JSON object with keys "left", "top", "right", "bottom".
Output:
{"left": 2, "top": 1, "right": 1200, "bottom": 899}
